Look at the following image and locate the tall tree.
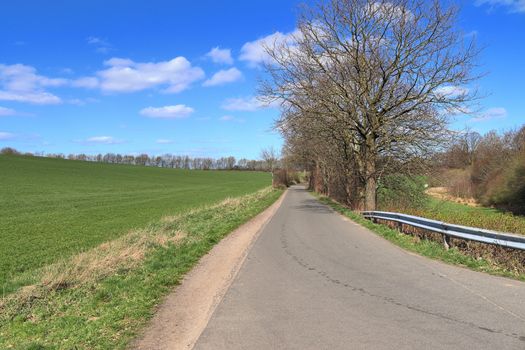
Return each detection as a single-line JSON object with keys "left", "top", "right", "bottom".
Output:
{"left": 261, "top": 0, "right": 479, "bottom": 210}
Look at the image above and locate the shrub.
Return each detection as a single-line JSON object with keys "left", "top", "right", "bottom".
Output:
{"left": 446, "top": 168, "right": 474, "bottom": 199}
{"left": 377, "top": 174, "right": 428, "bottom": 210}
{"left": 484, "top": 152, "right": 525, "bottom": 213}
{"left": 272, "top": 169, "right": 289, "bottom": 189}
{"left": 0, "top": 147, "right": 20, "bottom": 155}
{"left": 272, "top": 169, "right": 305, "bottom": 188}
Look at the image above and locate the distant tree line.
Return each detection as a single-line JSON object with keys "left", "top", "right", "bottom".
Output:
{"left": 0, "top": 147, "right": 281, "bottom": 172}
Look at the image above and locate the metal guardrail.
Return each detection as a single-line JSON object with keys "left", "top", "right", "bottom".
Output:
{"left": 361, "top": 211, "right": 525, "bottom": 251}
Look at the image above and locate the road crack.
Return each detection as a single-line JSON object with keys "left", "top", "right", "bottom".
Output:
{"left": 279, "top": 225, "right": 524, "bottom": 342}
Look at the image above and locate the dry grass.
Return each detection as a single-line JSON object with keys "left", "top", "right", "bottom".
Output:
{"left": 425, "top": 187, "right": 479, "bottom": 207}
{"left": 0, "top": 227, "right": 187, "bottom": 315}
{"left": 161, "top": 193, "right": 256, "bottom": 224}
{"left": 0, "top": 186, "right": 275, "bottom": 319}
{"left": 40, "top": 230, "right": 187, "bottom": 291}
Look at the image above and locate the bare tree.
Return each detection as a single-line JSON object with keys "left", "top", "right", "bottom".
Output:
{"left": 260, "top": 146, "right": 279, "bottom": 172}
{"left": 261, "top": 0, "right": 480, "bottom": 210}
{"left": 225, "top": 156, "right": 236, "bottom": 170}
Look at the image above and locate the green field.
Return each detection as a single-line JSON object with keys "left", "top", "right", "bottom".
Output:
{"left": 0, "top": 155, "right": 270, "bottom": 294}
{"left": 1, "top": 186, "right": 282, "bottom": 349}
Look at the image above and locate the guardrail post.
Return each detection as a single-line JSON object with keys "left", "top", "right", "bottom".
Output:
{"left": 442, "top": 234, "right": 451, "bottom": 250}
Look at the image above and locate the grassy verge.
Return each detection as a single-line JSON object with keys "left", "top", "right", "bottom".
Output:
{"left": 404, "top": 197, "right": 525, "bottom": 235}
{"left": 314, "top": 193, "right": 525, "bottom": 282}
{"left": 0, "top": 187, "right": 282, "bottom": 350}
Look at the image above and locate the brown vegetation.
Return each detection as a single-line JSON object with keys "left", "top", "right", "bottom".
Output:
{"left": 272, "top": 168, "right": 303, "bottom": 189}
{"left": 425, "top": 186, "right": 478, "bottom": 207}
{"left": 434, "top": 126, "right": 525, "bottom": 213}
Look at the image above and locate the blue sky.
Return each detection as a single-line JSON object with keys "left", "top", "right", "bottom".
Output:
{"left": 0, "top": 0, "right": 524, "bottom": 159}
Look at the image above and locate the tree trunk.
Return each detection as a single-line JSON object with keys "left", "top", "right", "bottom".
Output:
{"left": 353, "top": 184, "right": 366, "bottom": 211}
{"left": 364, "top": 157, "right": 377, "bottom": 211}
{"left": 308, "top": 166, "right": 315, "bottom": 190}
{"left": 365, "top": 176, "right": 376, "bottom": 211}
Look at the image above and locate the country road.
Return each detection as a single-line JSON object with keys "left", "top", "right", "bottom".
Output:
{"left": 194, "top": 186, "right": 525, "bottom": 349}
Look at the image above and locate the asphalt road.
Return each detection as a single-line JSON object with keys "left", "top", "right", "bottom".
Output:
{"left": 194, "top": 186, "right": 525, "bottom": 349}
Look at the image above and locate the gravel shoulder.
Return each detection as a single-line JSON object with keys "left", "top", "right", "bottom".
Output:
{"left": 130, "top": 190, "right": 287, "bottom": 350}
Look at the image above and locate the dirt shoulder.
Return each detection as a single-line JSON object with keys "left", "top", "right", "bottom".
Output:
{"left": 130, "top": 190, "right": 287, "bottom": 350}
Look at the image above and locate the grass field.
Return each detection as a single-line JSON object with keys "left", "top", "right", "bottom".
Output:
{"left": 0, "top": 155, "right": 270, "bottom": 295}
{"left": 403, "top": 197, "right": 525, "bottom": 235}
{"left": 0, "top": 187, "right": 282, "bottom": 349}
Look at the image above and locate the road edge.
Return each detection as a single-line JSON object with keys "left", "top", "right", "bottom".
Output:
{"left": 313, "top": 192, "right": 525, "bottom": 282}
{"left": 131, "top": 189, "right": 287, "bottom": 350}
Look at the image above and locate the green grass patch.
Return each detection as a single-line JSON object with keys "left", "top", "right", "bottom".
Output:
{"left": 0, "top": 187, "right": 282, "bottom": 349}
{"left": 403, "top": 197, "right": 525, "bottom": 235}
{"left": 315, "top": 193, "right": 525, "bottom": 282}
{"left": 0, "top": 155, "right": 270, "bottom": 294}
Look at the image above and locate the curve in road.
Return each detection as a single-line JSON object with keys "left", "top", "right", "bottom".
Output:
{"left": 194, "top": 186, "right": 525, "bottom": 349}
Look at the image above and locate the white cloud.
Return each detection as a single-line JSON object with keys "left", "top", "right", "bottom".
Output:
{"left": 435, "top": 85, "right": 470, "bottom": 97}
{"left": 104, "top": 58, "right": 134, "bottom": 66}
{"left": 369, "top": 2, "right": 414, "bottom": 22}
{"left": 206, "top": 47, "right": 234, "bottom": 65}
{"left": 67, "top": 97, "right": 99, "bottom": 106}
{"left": 220, "top": 115, "right": 245, "bottom": 123}
{"left": 240, "top": 29, "right": 300, "bottom": 66}
{"left": 84, "top": 136, "right": 123, "bottom": 144}
{"left": 0, "top": 64, "right": 67, "bottom": 90}
{"left": 87, "top": 37, "right": 108, "bottom": 45}
{"left": 140, "top": 105, "right": 194, "bottom": 119}
{"left": 86, "top": 57, "right": 205, "bottom": 93}
{"left": 475, "top": 0, "right": 525, "bottom": 13}
{"left": 203, "top": 68, "right": 243, "bottom": 87}
{"left": 222, "top": 96, "right": 280, "bottom": 111}
{"left": 0, "top": 106, "right": 17, "bottom": 116}
{"left": 72, "top": 77, "right": 99, "bottom": 88}
{"left": 222, "top": 97, "right": 261, "bottom": 111}
{"left": 156, "top": 139, "right": 175, "bottom": 144}
{"left": 87, "top": 36, "right": 113, "bottom": 54}
{"left": 470, "top": 107, "right": 508, "bottom": 122}
{"left": 0, "top": 57, "right": 204, "bottom": 103}
{"left": 0, "top": 90, "right": 61, "bottom": 105}
{"left": 0, "top": 131, "right": 15, "bottom": 140}
{"left": 0, "top": 63, "right": 65, "bottom": 104}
